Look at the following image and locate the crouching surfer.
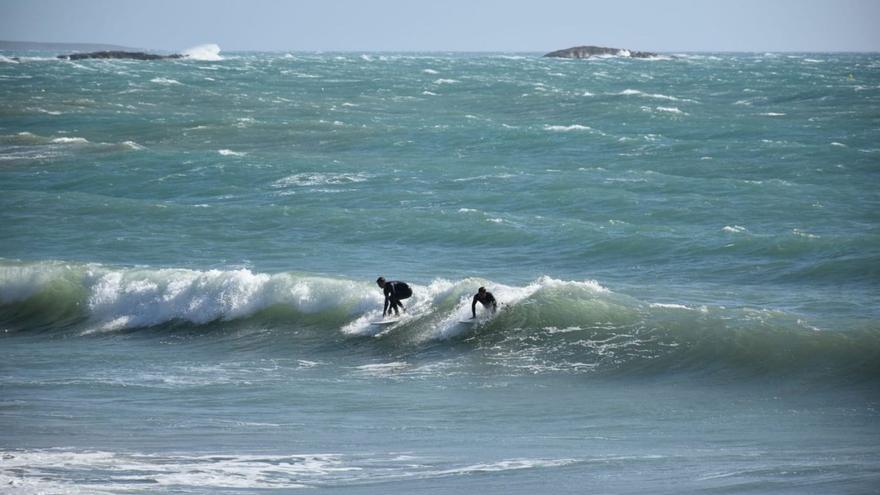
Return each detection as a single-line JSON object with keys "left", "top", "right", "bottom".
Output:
{"left": 376, "top": 277, "right": 412, "bottom": 317}
{"left": 471, "top": 286, "right": 498, "bottom": 319}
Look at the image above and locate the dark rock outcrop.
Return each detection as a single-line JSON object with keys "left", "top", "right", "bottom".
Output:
{"left": 544, "top": 45, "right": 658, "bottom": 59}
{"left": 57, "top": 51, "right": 183, "bottom": 61}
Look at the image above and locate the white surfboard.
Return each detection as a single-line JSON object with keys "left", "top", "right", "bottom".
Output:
{"left": 370, "top": 319, "right": 400, "bottom": 326}
{"left": 458, "top": 319, "right": 478, "bottom": 324}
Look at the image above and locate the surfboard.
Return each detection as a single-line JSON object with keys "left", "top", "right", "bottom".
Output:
{"left": 458, "top": 319, "right": 478, "bottom": 324}
{"left": 370, "top": 319, "right": 400, "bottom": 326}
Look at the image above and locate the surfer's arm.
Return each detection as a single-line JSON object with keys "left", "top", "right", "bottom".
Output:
{"left": 382, "top": 287, "right": 390, "bottom": 316}
{"left": 471, "top": 295, "right": 478, "bottom": 318}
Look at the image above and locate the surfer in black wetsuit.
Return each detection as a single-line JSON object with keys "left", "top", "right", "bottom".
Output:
{"left": 376, "top": 277, "right": 412, "bottom": 317}
{"left": 471, "top": 286, "right": 498, "bottom": 318}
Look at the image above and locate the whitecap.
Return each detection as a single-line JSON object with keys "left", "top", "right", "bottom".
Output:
{"left": 273, "top": 172, "right": 370, "bottom": 188}
{"left": 422, "top": 68, "right": 439, "bottom": 74}
{"left": 722, "top": 225, "right": 748, "bottom": 234}
{"left": 655, "top": 106, "right": 687, "bottom": 115}
{"left": 617, "top": 89, "right": 696, "bottom": 103}
{"left": 434, "top": 78, "right": 459, "bottom": 84}
{"left": 649, "top": 303, "right": 693, "bottom": 310}
{"left": 543, "top": 124, "right": 593, "bottom": 132}
{"left": 51, "top": 137, "right": 89, "bottom": 144}
{"left": 151, "top": 77, "right": 182, "bottom": 85}
{"left": 218, "top": 149, "right": 246, "bottom": 156}
{"left": 31, "top": 108, "right": 63, "bottom": 115}
{"left": 121, "top": 141, "right": 145, "bottom": 150}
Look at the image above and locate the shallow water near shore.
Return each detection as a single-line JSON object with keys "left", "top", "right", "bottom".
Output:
{"left": 1, "top": 50, "right": 879, "bottom": 493}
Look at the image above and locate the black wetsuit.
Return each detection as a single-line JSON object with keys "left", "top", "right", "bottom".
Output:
{"left": 472, "top": 291, "right": 497, "bottom": 318}
{"left": 383, "top": 281, "right": 412, "bottom": 316}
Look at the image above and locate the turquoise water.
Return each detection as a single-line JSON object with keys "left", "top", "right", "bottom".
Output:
{"left": 1, "top": 50, "right": 879, "bottom": 493}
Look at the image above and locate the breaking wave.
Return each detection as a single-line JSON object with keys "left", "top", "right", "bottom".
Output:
{"left": 1, "top": 260, "right": 877, "bottom": 379}
{"left": 182, "top": 43, "right": 223, "bottom": 61}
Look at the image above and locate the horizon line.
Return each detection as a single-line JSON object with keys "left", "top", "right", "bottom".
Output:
{"left": 2, "top": 40, "right": 878, "bottom": 55}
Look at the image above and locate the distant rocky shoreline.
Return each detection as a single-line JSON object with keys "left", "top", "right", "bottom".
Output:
{"left": 544, "top": 45, "right": 659, "bottom": 59}
{"left": 57, "top": 50, "right": 183, "bottom": 61}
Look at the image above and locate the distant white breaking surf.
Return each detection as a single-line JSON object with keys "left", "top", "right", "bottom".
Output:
{"left": 182, "top": 44, "right": 223, "bottom": 61}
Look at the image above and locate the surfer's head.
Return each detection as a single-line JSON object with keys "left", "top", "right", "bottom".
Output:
{"left": 376, "top": 277, "right": 386, "bottom": 287}
{"left": 478, "top": 286, "right": 486, "bottom": 294}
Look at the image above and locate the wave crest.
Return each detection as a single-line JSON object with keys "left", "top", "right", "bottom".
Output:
{"left": 2, "top": 261, "right": 877, "bottom": 379}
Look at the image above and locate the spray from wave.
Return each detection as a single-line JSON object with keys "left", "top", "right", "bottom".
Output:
{"left": 182, "top": 44, "right": 223, "bottom": 61}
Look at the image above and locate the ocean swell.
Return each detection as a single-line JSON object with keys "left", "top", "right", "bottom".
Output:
{"left": 2, "top": 261, "right": 878, "bottom": 380}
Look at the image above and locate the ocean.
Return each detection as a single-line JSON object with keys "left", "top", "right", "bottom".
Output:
{"left": 1, "top": 46, "right": 879, "bottom": 493}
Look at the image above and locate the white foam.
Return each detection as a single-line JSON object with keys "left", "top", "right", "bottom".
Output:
{"left": 544, "top": 124, "right": 592, "bottom": 132}
{"left": 617, "top": 89, "right": 695, "bottom": 102}
{"left": 655, "top": 106, "right": 687, "bottom": 115}
{"left": 722, "top": 225, "right": 748, "bottom": 233}
{"left": 82, "top": 268, "right": 377, "bottom": 331}
{"left": 51, "top": 136, "right": 89, "bottom": 144}
{"left": 759, "top": 112, "right": 786, "bottom": 116}
{"left": 32, "top": 107, "right": 63, "bottom": 115}
{"left": 273, "top": 172, "right": 370, "bottom": 188}
{"left": 182, "top": 43, "right": 223, "bottom": 61}
{"left": 218, "top": 149, "right": 246, "bottom": 156}
{"left": 422, "top": 68, "right": 439, "bottom": 74}
{"left": 649, "top": 303, "right": 693, "bottom": 310}
{"left": 0, "top": 450, "right": 353, "bottom": 491}
{"left": 433, "top": 78, "right": 459, "bottom": 84}
{"left": 121, "top": 140, "right": 145, "bottom": 150}
{"left": 435, "top": 458, "right": 580, "bottom": 475}
{"left": 422, "top": 91, "right": 438, "bottom": 96}
{"left": 150, "top": 77, "right": 182, "bottom": 85}
{"left": 0, "top": 448, "right": 583, "bottom": 490}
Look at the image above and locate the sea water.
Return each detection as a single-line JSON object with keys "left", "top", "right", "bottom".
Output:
{"left": 0, "top": 49, "right": 878, "bottom": 493}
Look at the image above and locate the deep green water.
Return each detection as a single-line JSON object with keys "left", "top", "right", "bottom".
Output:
{"left": 1, "top": 50, "right": 879, "bottom": 493}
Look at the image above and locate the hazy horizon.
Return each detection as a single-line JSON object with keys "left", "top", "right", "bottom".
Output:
{"left": 2, "top": 40, "right": 880, "bottom": 55}
{"left": 1, "top": 0, "right": 879, "bottom": 53}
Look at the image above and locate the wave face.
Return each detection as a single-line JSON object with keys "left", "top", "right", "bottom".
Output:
{"left": 2, "top": 261, "right": 877, "bottom": 379}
